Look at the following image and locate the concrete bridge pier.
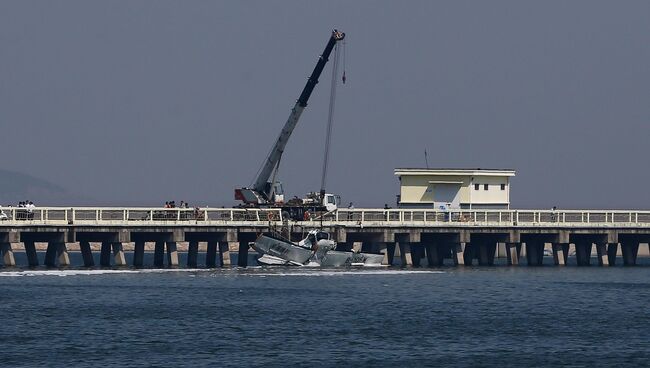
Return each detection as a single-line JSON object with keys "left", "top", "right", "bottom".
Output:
{"left": 595, "top": 243, "right": 610, "bottom": 266}
{"left": 100, "top": 242, "right": 112, "bottom": 267}
{"left": 133, "top": 241, "right": 145, "bottom": 268}
{"left": 24, "top": 241, "right": 38, "bottom": 267}
{"left": 411, "top": 244, "right": 424, "bottom": 267}
{"left": 453, "top": 243, "right": 466, "bottom": 266}
{"left": 477, "top": 242, "right": 496, "bottom": 266}
{"left": 525, "top": 242, "right": 544, "bottom": 266}
{"left": 57, "top": 243, "right": 70, "bottom": 266}
{"left": 1, "top": 243, "right": 16, "bottom": 267}
{"left": 607, "top": 243, "right": 618, "bottom": 265}
{"left": 187, "top": 241, "right": 199, "bottom": 268}
{"left": 462, "top": 244, "right": 476, "bottom": 266}
{"left": 238, "top": 241, "right": 249, "bottom": 267}
{"left": 378, "top": 243, "right": 390, "bottom": 265}
{"left": 506, "top": 243, "right": 520, "bottom": 265}
{"left": 552, "top": 243, "right": 569, "bottom": 266}
{"left": 112, "top": 243, "right": 127, "bottom": 266}
{"left": 79, "top": 241, "right": 94, "bottom": 267}
{"left": 44, "top": 242, "right": 58, "bottom": 267}
{"left": 166, "top": 242, "right": 179, "bottom": 267}
{"left": 398, "top": 242, "right": 413, "bottom": 266}
{"left": 575, "top": 242, "right": 593, "bottom": 266}
{"left": 154, "top": 241, "right": 165, "bottom": 268}
{"left": 206, "top": 241, "right": 218, "bottom": 268}
{"left": 220, "top": 242, "right": 233, "bottom": 267}
{"left": 621, "top": 242, "right": 639, "bottom": 266}
{"left": 425, "top": 244, "right": 443, "bottom": 267}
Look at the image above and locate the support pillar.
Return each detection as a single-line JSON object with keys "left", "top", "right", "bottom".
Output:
{"left": 220, "top": 242, "right": 233, "bottom": 267}
{"left": 398, "top": 242, "right": 412, "bottom": 266}
{"left": 1, "top": 243, "right": 16, "bottom": 267}
{"left": 238, "top": 241, "right": 248, "bottom": 267}
{"left": 595, "top": 243, "right": 609, "bottom": 266}
{"left": 607, "top": 243, "right": 618, "bottom": 266}
{"left": 57, "top": 243, "right": 70, "bottom": 266}
{"left": 153, "top": 241, "right": 165, "bottom": 268}
{"left": 453, "top": 243, "right": 466, "bottom": 266}
{"left": 166, "top": 242, "right": 178, "bottom": 267}
{"left": 506, "top": 243, "right": 520, "bottom": 266}
{"left": 425, "top": 244, "right": 442, "bottom": 267}
{"left": 575, "top": 242, "right": 592, "bottom": 266}
{"left": 463, "top": 243, "right": 475, "bottom": 266}
{"left": 187, "top": 241, "right": 199, "bottom": 268}
{"left": 112, "top": 243, "right": 127, "bottom": 266}
{"left": 526, "top": 242, "right": 544, "bottom": 266}
{"left": 133, "top": 241, "right": 145, "bottom": 268}
{"left": 411, "top": 244, "right": 423, "bottom": 267}
{"left": 100, "top": 242, "right": 112, "bottom": 267}
{"left": 206, "top": 241, "right": 218, "bottom": 268}
{"left": 44, "top": 242, "right": 57, "bottom": 267}
{"left": 621, "top": 242, "right": 639, "bottom": 266}
{"left": 552, "top": 243, "right": 569, "bottom": 266}
{"left": 80, "top": 241, "right": 94, "bottom": 267}
{"left": 25, "top": 241, "right": 38, "bottom": 267}
{"left": 378, "top": 243, "right": 389, "bottom": 266}
{"left": 478, "top": 242, "right": 496, "bottom": 266}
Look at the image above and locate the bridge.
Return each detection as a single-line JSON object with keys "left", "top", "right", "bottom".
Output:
{"left": 1, "top": 207, "right": 650, "bottom": 268}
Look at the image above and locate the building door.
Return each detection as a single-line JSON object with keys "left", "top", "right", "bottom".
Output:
{"left": 433, "top": 184, "right": 461, "bottom": 209}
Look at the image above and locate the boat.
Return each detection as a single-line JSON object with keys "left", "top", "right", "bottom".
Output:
{"left": 250, "top": 230, "right": 384, "bottom": 267}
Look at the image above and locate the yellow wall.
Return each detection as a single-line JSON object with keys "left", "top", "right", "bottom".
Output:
{"left": 399, "top": 174, "right": 510, "bottom": 205}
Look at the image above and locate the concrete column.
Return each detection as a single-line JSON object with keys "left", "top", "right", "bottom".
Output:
{"left": 352, "top": 242, "right": 363, "bottom": 253}
{"left": 187, "top": 241, "right": 199, "bottom": 268}
{"left": 526, "top": 242, "right": 544, "bottom": 266}
{"left": 552, "top": 243, "right": 569, "bottom": 266}
{"left": 496, "top": 242, "right": 507, "bottom": 259}
{"left": 377, "top": 243, "right": 389, "bottom": 265}
{"left": 166, "top": 242, "right": 179, "bottom": 267}
{"left": 100, "top": 242, "right": 112, "bottom": 267}
{"left": 463, "top": 243, "right": 475, "bottom": 266}
{"left": 133, "top": 241, "right": 145, "bottom": 268}
{"left": 24, "top": 241, "right": 38, "bottom": 267}
{"left": 220, "top": 242, "right": 233, "bottom": 267}
{"left": 607, "top": 243, "right": 618, "bottom": 266}
{"left": 238, "top": 241, "right": 249, "bottom": 267}
{"left": 411, "top": 244, "right": 423, "bottom": 267}
{"left": 1, "top": 243, "right": 16, "bottom": 267}
{"left": 44, "top": 242, "right": 58, "bottom": 267}
{"left": 398, "top": 242, "right": 413, "bottom": 266}
{"left": 425, "top": 244, "right": 442, "bottom": 267}
{"left": 79, "top": 241, "right": 94, "bottom": 267}
{"left": 575, "top": 242, "right": 592, "bottom": 266}
{"left": 478, "top": 242, "right": 496, "bottom": 266}
{"left": 595, "top": 243, "right": 609, "bottom": 266}
{"left": 206, "top": 241, "right": 218, "bottom": 268}
{"left": 506, "top": 243, "right": 520, "bottom": 266}
{"left": 154, "top": 241, "right": 165, "bottom": 268}
{"left": 621, "top": 242, "right": 639, "bottom": 266}
{"left": 453, "top": 243, "right": 466, "bottom": 266}
{"left": 57, "top": 243, "right": 70, "bottom": 266}
{"left": 112, "top": 243, "right": 127, "bottom": 266}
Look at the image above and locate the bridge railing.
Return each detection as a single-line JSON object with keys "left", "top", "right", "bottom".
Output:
{"left": 1, "top": 207, "right": 650, "bottom": 227}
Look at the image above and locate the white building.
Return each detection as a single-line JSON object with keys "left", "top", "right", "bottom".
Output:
{"left": 395, "top": 168, "right": 516, "bottom": 210}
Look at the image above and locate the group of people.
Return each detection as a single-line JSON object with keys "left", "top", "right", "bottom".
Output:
{"left": 164, "top": 201, "right": 189, "bottom": 209}
{"left": 0, "top": 200, "right": 37, "bottom": 220}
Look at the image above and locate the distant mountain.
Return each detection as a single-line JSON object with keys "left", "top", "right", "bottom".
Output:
{"left": 0, "top": 169, "right": 81, "bottom": 206}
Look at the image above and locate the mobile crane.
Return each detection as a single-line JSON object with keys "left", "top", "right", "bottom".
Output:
{"left": 235, "top": 30, "right": 345, "bottom": 219}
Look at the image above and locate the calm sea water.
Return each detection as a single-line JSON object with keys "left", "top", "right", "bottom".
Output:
{"left": 1, "top": 257, "right": 649, "bottom": 367}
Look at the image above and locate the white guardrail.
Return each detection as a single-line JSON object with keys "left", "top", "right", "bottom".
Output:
{"left": 1, "top": 207, "right": 650, "bottom": 227}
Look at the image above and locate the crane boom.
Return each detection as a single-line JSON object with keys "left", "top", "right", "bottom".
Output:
{"left": 236, "top": 30, "right": 345, "bottom": 205}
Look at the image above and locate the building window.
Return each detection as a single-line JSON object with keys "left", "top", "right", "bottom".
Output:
{"left": 474, "top": 184, "right": 479, "bottom": 191}
{"left": 501, "top": 184, "right": 505, "bottom": 191}
{"left": 484, "top": 184, "right": 488, "bottom": 191}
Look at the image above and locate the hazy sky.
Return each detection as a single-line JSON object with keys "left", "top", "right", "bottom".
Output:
{"left": 1, "top": 1, "right": 649, "bottom": 208}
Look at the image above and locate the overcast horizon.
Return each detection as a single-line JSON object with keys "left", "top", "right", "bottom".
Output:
{"left": 1, "top": 1, "right": 649, "bottom": 209}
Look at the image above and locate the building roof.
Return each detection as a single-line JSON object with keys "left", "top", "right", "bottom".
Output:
{"left": 394, "top": 168, "right": 516, "bottom": 177}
